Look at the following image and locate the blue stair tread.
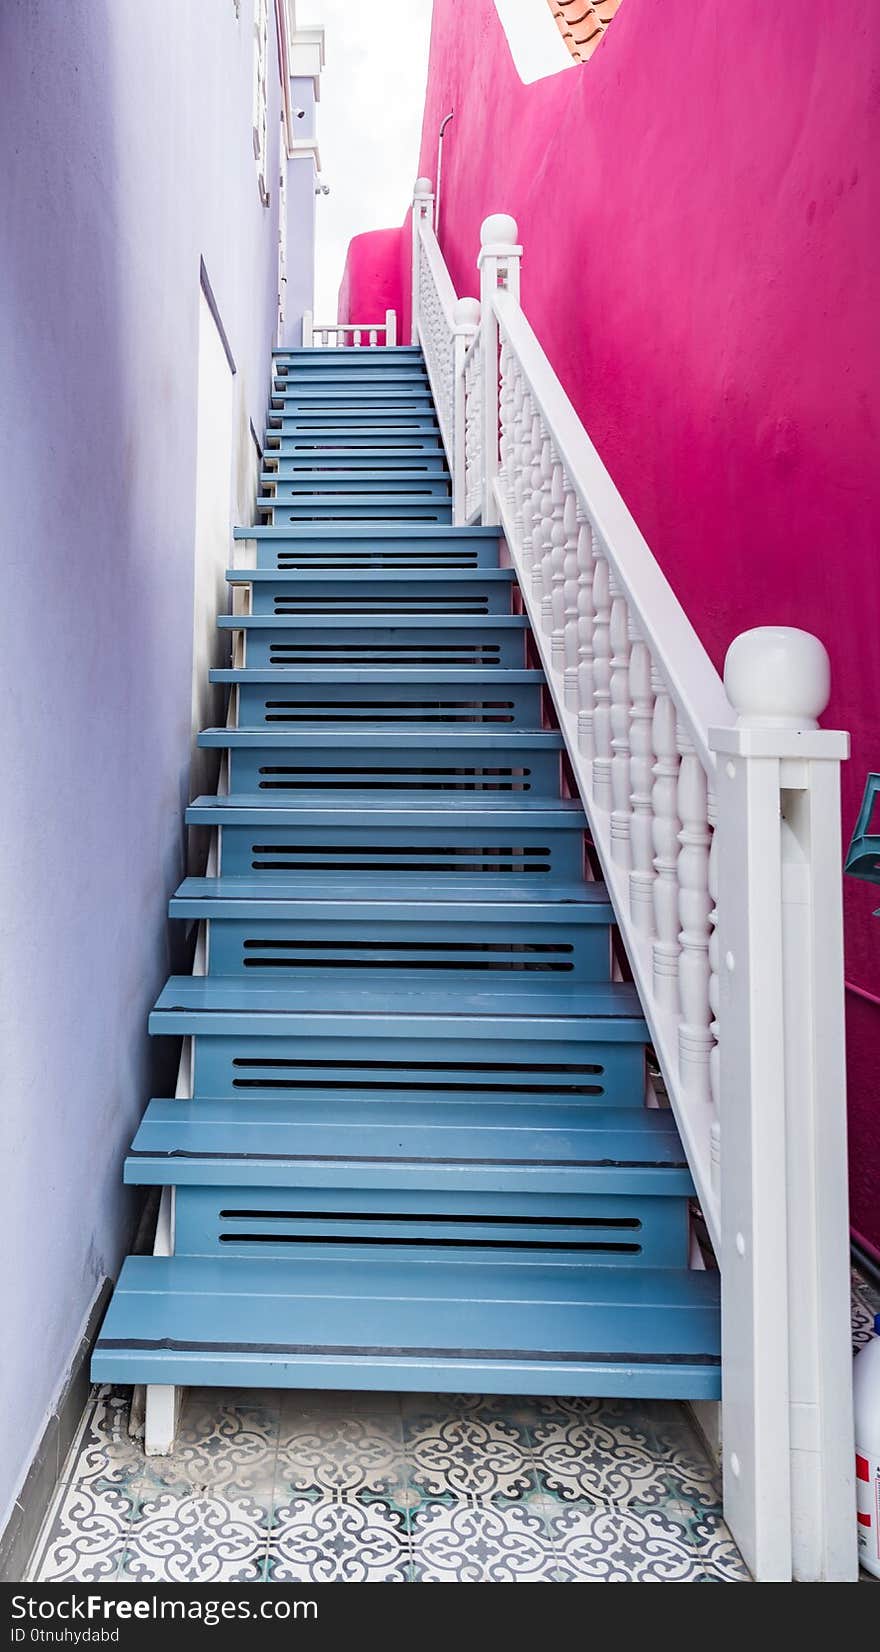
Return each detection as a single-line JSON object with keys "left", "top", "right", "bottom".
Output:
{"left": 186, "top": 793, "right": 588, "bottom": 827}
{"left": 261, "top": 469, "right": 445, "bottom": 482}
{"left": 150, "top": 974, "right": 647, "bottom": 1036}
{"left": 233, "top": 525, "right": 499, "bottom": 540}
{"left": 264, "top": 447, "right": 449, "bottom": 459}
{"left": 198, "top": 727, "right": 562, "bottom": 749}
{"left": 171, "top": 875, "right": 610, "bottom": 917}
{"left": 126, "top": 1097, "right": 692, "bottom": 1194}
{"left": 225, "top": 568, "right": 513, "bottom": 584}
{"left": 218, "top": 613, "right": 526, "bottom": 629}
{"left": 273, "top": 346, "right": 424, "bottom": 356}
{"left": 259, "top": 494, "right": 451, "bottom": 506}
{"left": 92, "top": 1254, "right": 720, "bottom": 1398}
{"left": 210, "top": 668, "right": 543, "bottom": 684}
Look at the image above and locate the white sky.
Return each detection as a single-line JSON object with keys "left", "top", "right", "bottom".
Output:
{"left": 303, "top": 1, "right": 435, "bottom": 318}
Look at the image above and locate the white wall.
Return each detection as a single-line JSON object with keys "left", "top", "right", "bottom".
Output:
{"left": 0, "top": 0, "right": 312, "bottom": 1538}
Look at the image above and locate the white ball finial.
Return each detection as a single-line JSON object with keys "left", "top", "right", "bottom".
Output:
{"left": 414, "top": 177, "right": 434, "bottom": 197}
{"left": 453, "top": 297, "right": 481, "bottom": 326}
{"left": 723, "top": 626, "right": 831, "bottom": 730}
{"left": 480, "top": 212, "right": 519, "bottom": 247}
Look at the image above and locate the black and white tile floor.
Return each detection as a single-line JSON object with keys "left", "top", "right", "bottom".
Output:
{"left": 27, "top": 1273, "right": 879, "bottom": 1583}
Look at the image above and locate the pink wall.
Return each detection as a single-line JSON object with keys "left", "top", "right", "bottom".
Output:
{"left": 337, "top": 228, "right": 404, "bottom": 332}
{"left": 343, "top": 0, "right": 880, "bottom": 1247}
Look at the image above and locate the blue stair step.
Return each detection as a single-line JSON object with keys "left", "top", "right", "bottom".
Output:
{"left": 261, "top": 496, "right": 453, "bottom": 524}
{"left": 262, "top": 472, "right": 451, "bottom": 498}
{"left": 274, "top": 373, "right": 430, "bottom": 391}
{"left": 125, "top": 1096, "right": 692, "bottom": 1197}
{"left": 170, "top": 872, "right": 612, "bottom": 982}
{"left": 264, "top": 451, "right": 449, "bottom": 472}
{"left": 232, "top": 524, "right": 500, "bottom": 570}
{"left": 197, "top": 727, "right": 564, "bottom": 796}
{"left": 211, "top": 666, "right": 543, "bottom": 727}
{"left": 262, "top": 497, "right": 453, "bottom": 521}
{"left": 149, "top": 972, "right": 646, "bottom": 1034}
{"left": 226, "top": 568, "right": 514, "bottom": 617}
{"left": 186, "top": 792, "right": 588, "bottom": 881}
{"left": 220, "top": 615, "right": 528, "bottom": 668}
{"left": 268, "top": 426, "right": 443, "bottom": 447}
{"left": 271, "top": 382, "right": 433, "bottom": 400}
{"left": 170, "top": 873, "right": 608, "bottom": 916}
{"left": 92, "top": 1254, "right": 720, "bottom": 1399}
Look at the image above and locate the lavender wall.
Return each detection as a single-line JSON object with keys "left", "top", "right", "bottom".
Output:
{"left": 342, "top": 0, "right": 880, "bottom": 1252}
{"left": 284, "top": 76, "right": 319, "bottom": 347}
{"left": 0, "top": 0, "right": 292, "bottom": 1535}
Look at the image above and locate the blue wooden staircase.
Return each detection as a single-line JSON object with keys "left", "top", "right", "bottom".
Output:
{"left": 93, "top": 345, "right": 721, "bottom": 1401}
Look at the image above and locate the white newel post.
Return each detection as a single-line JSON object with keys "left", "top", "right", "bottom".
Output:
{"left": 385, "top": 308, "right": 397, "bottom": 347}
{"left": 710, "top": 627, "right": 855, "bottom": 1583}
{"left": 478, "top": 215, "right": 522, "bottom": 526}
{"left": 411, "top": 179, "right": 435, "bottom": 346}
{"left": 452, "top": 297, "right": 480, "bottom": 525}
{"left": 302, "top": 309, "right": 313, "bottom": 347}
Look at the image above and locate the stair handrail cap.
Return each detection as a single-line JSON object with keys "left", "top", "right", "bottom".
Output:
{"left": 724, "top": 626, "right": 831, "bottom": 729}
{"left": 453, "top": 297, "right": 481, "bottom": 326}
{"left": 480, "top": 213, "right": 519, "bottom": 248}
{"left": 413, "top": 177, "right": 434, "bottom": 197}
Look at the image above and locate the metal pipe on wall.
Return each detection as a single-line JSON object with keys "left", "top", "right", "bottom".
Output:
{"left": 435, "top": 111, "right": 454, "bottom": 241}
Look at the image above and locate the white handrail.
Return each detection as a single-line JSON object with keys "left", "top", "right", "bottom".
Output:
{"left": 410, "top": 181, "right": 855, "bottom": 1583}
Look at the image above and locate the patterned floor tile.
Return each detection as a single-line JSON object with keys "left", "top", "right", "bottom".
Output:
{"left": 402, "top": 1405, "right": 536, "bottom": 1500}
{"left": 140, "top": 1390, "right": 280, "bottom": 1498}
{"left": 409, "top": 1498, "right": 557, "bottom": 1581}
{"left": 267, "top": 1495, "right": 410, "bottom": 1581}
{"left": 531, "top": 1397, "right": 721, "bottom": 1510}
{"left": 275, "top": 1408, "right": 407, "bottom": 1497}
{"left": 119, "top": 1489, "right": 272, "bottom": 1583}
{"left": 546, "top": 1501, "right": 750, "bottom": 1583}
{"left": 28, "top": 1478, "right": 139, "bottom": 1582}
{"left": 68, "top": 1387, "right": 145, "bottom": 1491}
{"left": 853, "top": 1270, "right": 880, "bottom": 1352}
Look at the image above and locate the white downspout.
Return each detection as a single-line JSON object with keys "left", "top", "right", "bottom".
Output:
{"left": 435, "top": 111, "right": 454, "bottom": 241}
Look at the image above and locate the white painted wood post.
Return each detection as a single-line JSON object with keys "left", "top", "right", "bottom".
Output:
{"left": 302, "top": 309, "right": 313, "bottom": 347}
{"left": 478, "top": 214, "right": 522, "bottom": 526}
{"left": 385, "top": 308, "right": 397, "bottom": 347}
{"left": 452, "top": 297, "right": 480, "bottom": 525}
{"left": 411, "top": 179, "right": 434, "bottom": 345}
{"left": 710, "top": 627, "right": 855, "bottom": 1582}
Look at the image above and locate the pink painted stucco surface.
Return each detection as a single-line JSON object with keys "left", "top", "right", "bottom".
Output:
{"left": 337, "top": 229, "right": 404, "bottom": 335}
{"left": 341, "top": 0, "right": 880, "bottom": 1247}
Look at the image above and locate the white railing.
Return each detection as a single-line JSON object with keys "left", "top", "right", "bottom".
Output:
{"left": 411, "top": 182, "right": 855, "bottom": 1584}
{"left": 302, "top": 309, "right": 397, "bottom": 347}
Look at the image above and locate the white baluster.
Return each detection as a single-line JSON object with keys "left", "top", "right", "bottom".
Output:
{"left": 558, "top": 488, "right": 578, "bottom": 679}
{"left": 609, "top": 577, "right": 633, "bottom": 866}
{"left": 707, "top": 786, "right": 720, "bottom": 1163}
{"left": 576, "top": 519, "right": 596, "bottom": 755}
{"left": 628, "top": 627, "right": 656, "bottom": 934}
{"left": 508, "top": 372, "right": 525, "bottom": 539}
{"left": 677, "top": 728, "right": 713, "bottom": 1104}
{"left": 651, "top": 685, "right": 681, "bottom": 1011}
{"left": 529, "top": 431, "right": 551, "bottom": 587}
{"left": 591, "top": 555, "right": 612, "bottom": 811}
{"left": 498, "top": 338, "right": 515, "bottom": 508}
{"left": 522, "top": 411, "right": 541, "bottom": 559}
{"left": 544, "top": 460, "right": 565, "bottom": 653}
